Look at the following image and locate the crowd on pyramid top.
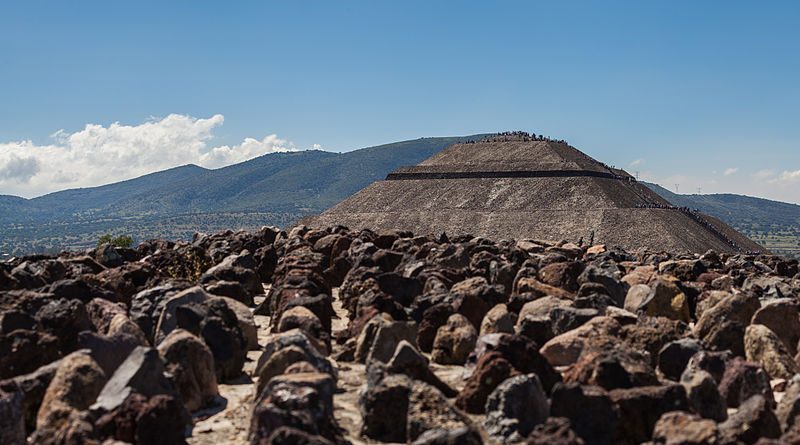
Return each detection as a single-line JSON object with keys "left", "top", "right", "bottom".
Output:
{"left": 468, "top": 131, "right": 569, "bottom": 145}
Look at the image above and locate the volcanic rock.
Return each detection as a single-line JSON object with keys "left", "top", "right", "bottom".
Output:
{"left": 37, "top": 351, "right": 106, "bottom": 428}
{"left": 0, "top": 329, "right": 60, "bottom": 379}
{"left": 680, "top": 369, "right": 728, "bottom": 422}
{"left": 479, "top": 303, "right": 516, "bottom": 336}
{"left": 718, "top": 357, "right": 774, "bottom": 408}
{"left": 658, "top": 338, "right": 706, "bottom": 381}
{"left": 91, "top": 346, "right": 182, "bottom": 416}
{"left": 550, "top": 383, "right": 620, "bottom": 445}
{"left": 432, "top": 313, "right": 477, "bottom": 365}
{"left": 157, "top": 329, "right": 218, "bottom": 412}
{"left": 744, "top": 323, "right": 798, "bottom": 379}
{"left": 608, "top": 384, "right": 689, "bottom": 444}
{"left": 0, "top": 380, "right": 25, "bottom": 445}
{"left": 719, "top": 394, "right": 781, "bottom": 444}
{"left": 456, "top": 351, "right": 520, "bottom": 414}
{"left": 651, "top": 411, "right": 719, "bottom": 445}
{"left": 483, "top": 373, "right": 549, "bottom": 443}
{"left": 354, "top": 313, "right": 417, "bottom": 364}
{"left": 386, "top": 340, "right": 456, "bottom": 397}
{"left": 750, "top": 298, "right": 800, "bottom": 355}
{"left": 637, "top": 276, "right": 690, "bottom": 322}
{"left": 406, "top": 380, "right": 472, "bottom": 442}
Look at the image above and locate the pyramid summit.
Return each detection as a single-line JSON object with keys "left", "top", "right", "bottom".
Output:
{"left": 301, "top": 132, "right": 763, "bottom": 254}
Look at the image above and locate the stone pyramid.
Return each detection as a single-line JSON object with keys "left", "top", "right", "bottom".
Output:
{"left": 300, "top": 133, "right": 763, "bottom": 253}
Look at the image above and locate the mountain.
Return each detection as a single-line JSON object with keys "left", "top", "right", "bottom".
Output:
{"left": 0, "top": 164, "right": 210, "bottom": 224}
{"left": 0, "top": 135, "right": 487, "bottom": 255}
{"left": 644, "top": 182, "right": 800, "bottom": 257}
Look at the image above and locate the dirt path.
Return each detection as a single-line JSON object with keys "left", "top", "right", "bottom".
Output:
{"left": 188, "top": 295, "right": 271, "bottom": 445}
{"left": 188, "top": 288, "right": 473, "bottom": 445}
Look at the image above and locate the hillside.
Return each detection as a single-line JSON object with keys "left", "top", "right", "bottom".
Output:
{"left": 644, "top": 182, "right": 800, "bottom": 257}
{"left": 0, "top": 135, "right": 486, "bottom": 255}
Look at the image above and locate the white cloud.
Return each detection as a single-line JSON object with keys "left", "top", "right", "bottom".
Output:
{"left": 723, "top": 168, "right": 738, "bottom": 176}
{"left": 629, "top": 159, "right": 644, "bottom": 168}
{"left": 0, "top": 114, "right": 307, "bottom": 198}
{"left": 769, "top": 169, "right": 800, "bottom": 184}
{"left": 753, "top": 169, "right": 776, "bottom": 180}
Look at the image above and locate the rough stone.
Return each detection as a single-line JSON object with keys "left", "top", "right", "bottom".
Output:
{"left": 463, "top": 333, "right": 561, "bottom": 392}
{"left": 744, "top": 323, "right": 798, "bottom": 380}
{"left": 695, "top": 291, "right": 760, "bottom": 352}
{"left": 776, "top": 374, "right": 800, "bottom": 432}
{"left": 86, "top": 297, "right": 127, "bottom": 334}
{"left": 751, "top": 299, "right": 800, "bottom": 355}
{"left": 157, "top": 329, "right": 218, "bottom": 412}
{"left": 278, "top": 305, "right": 329, "bottom": 352}
{"left": 77, "top": 331, "right": 141, "bottom": 377}
{"left": 526, "top": 417, "right": 585, "bottom": 445}
{"left": 479, "top": 303, "right": 516, "bottom": 336}
{"left": 637, "top": 276, "right": 690, "bottom": 322}
{"left": 250, "top": 372, "right": 340, "bottom": 444}
{"left": 608, "top": 384, "right": 689, "bottom": 444}
{"left": 354, "top": 313, "right": 418, "bottom": 364}
{"left": 718, "top": 356, "right": 774, "bottom": 408}
{"left": 91, "top": 346, "right": 181, "bottom": 416}
{"left": 680, "top": 369, "right": 727, "bottom": 422}
{"left": 9, "top": 359, "right": 60, "bottom": 433}
{"left": 550, "top": 383, "right": 620, "bottom": 445}
{"left": 95, "top": 392, "right": 189, "bottom": 445}
{"left": 658, "top": 338, "right": 706, "bottom": 381}
{"left": 540, "top": 316, "right": 622, "bottom": 367}
{"left": 514, "top": 314, "right": 554, "bottom": 346}
{"left": 107, "top": 314, "right": 149, "bottom": 346}
{"left": 410, "top": 427, "right": 483, "bottom": 445}
{"left": 719, "top": 394, "right": 781, "bottom": 444}
{"left": 386, "top": 340, "right": 456, "bottom": 397}
{"left": 35, "top": 298, "right": 94, "bottom": 352}
{"left": 483, "top": 373, "right": 548, "bottom": 443}
{"left": 651, "top": 411, "right": 719, "bottom": 445}
{"left": 0, "top": 380, "right": 25, "bottom": 445}
{"left": 406, "top": 381, "right": 471, "bottom": 442}
{"left": 432, "top": 314, "right": 477, "bottom": 365}
{"left": 0, "top": 329, "right": 61, "bottom": 379}
{"left": 456, "top": 351, "right": 520, "bottom": 414}
{"left": 358, "top": 374, "right": 411, "bottom": 442}
{"left": 37, "top": 351, "right": 107, "bottom": 428}
{"left": 578, "top": 265, "right": 628, "bottom": 307}
{"left": 549, "top": 306, "right": 600, "bottom": 336}
{"left": 563, "top": 345, "right": 658, "bottom": 390}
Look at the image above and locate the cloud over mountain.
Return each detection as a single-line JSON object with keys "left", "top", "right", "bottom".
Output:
{"left": 0, "top": 114, "right": 302, "bottom": 198}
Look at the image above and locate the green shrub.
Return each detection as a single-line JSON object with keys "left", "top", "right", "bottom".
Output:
{"left": 97, "top": 234, "right": 134, "bottom": 248}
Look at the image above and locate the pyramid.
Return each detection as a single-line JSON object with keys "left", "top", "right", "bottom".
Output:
{"left": 300, "top": 133, "right": 763, "bottom": 253}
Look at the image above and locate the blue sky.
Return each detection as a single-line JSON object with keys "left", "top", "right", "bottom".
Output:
{"left": 1, "top": 1, "right": 798, "bottom": 203}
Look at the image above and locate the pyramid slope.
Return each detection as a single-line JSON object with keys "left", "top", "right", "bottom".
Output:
{"left": 300, "top": 134, "right": 764, "bottom": 254}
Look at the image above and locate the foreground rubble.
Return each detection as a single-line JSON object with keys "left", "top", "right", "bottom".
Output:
{"left": 1, "top": 226, "right": 799, "bottom": 444}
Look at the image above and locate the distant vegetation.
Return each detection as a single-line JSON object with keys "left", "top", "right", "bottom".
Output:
{"left": 644, "top": 183, "right": 800, "bottom": 258}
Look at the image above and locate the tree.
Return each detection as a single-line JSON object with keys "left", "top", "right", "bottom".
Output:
{"left": 97, "top": 234, "right": 134, "bottom": 248}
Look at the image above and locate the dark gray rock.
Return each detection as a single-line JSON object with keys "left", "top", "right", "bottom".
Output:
{"left": 549, "top": 307, "right": 600, "bottom": 336}
{"left": 90, "top": 346, "right": 181, "bottom": 416}
{"left": 386, "top": 340, "right": 456, "bottom": 397}
{"left": 719, "top": 394, "right": 780, "bottom": 444}
{"left": 550, "top": 382, "right": 619, "bottom": 445}
{"left": 680, "top": 369, "right": 727, "bottom": 422}
{"left": 578, "top": 265, "right": 628, "bottom": 307}
{"left": 483, "top": 373, "right": 548, "bottom": 443}
{"left": 658, "top": 338, "right": 705, "bottom": 381}
{"left": 0, "top": 380, "right": 25, "bottom": 445}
